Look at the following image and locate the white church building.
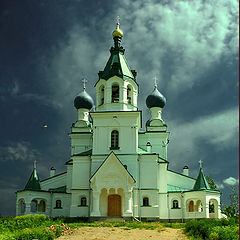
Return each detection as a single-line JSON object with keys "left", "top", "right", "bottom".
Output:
{"left": 16, "top": 22, "right": 221, "bottom": 221}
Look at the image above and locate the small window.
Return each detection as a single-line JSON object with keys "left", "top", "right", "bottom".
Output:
{"left": 56, "top": 200, "right": 62, "bottom": 209}
{"left": 143, "top": 197, "right": 149, "bottom": 206}
{"left": 172, "top": 200, "right": 179, "bottom": 209}
{"left": 81, "top": 197, "right": 87, "bottom": 206}
{"left": 111, "top": 130, "right": 119, "bottom": 149}
{"left": 127, "top": 86, "right": 132, "bottom": 104}
{"left": 100, "top": 85, "right": 104, "bottom": 105}
{"left": 189, "top": 200, "right": 194, "bottom": 212}
{"left": 209, "top": 201, "right": 215, "bottom": 213}
{"left": 112, "top": 84, "right": 119, "bottom": 102}
{"left": 30, "top": 200, "right": 37, "bottom": 212}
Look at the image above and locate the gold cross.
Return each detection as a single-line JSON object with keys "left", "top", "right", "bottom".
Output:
{"left": 117, "top": 16, "right": 120, "bottom": 25}
{"left": 82, "top": 78, "right": 87, "bottom": 90}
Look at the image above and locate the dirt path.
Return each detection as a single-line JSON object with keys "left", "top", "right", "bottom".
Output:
{"left": 58, "top": 226, "right": 188, "bottom": 240}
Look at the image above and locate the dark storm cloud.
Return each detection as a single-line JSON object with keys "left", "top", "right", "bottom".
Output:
{"left": 0, "top": 0, "right": 238, "bottom": 215}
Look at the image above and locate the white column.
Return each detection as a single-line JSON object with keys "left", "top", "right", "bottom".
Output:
{"left": 91, "top": 191, "right": 101, "bottom": 216}
{"left": 25, "top": 202, "right": 31, "bottom": 215}
{"left": 124, "top": 191, "right": 132, "bottom": 216}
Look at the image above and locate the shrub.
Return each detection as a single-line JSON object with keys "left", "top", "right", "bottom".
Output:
{"left": 14, "top": 227, "right": 55, "bottom": 240}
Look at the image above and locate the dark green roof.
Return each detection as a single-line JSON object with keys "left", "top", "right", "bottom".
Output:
{"left": 168, "top": 185, "right": 191, "bottom": 192}
{"left": 98, "top": 39, "right": 136, "bottom": 81}
{"left": 24, "top": 168, "right": 41, "bottom": 191}
{"left": 72, "top": 149, "right": 92, "bottom": 156}
{"left": 193, "top": 168, "right": 211, "bottom": 191}
{"left": 49, "top": 186, "right": 66, "bottom": 193}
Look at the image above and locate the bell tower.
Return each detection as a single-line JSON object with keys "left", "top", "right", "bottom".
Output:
{"left": 95, "top": 19, "right": 138, "bottom": 112}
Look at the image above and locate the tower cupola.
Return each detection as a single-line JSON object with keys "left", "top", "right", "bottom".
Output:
{"left": 146, "top": 79, "right": 167, "bottom": 131}
{"left": 146, "top": 85, "right": 166, "bottom": 109}
{"left": 74, "top": 90, "right": 94, "bottom": 110}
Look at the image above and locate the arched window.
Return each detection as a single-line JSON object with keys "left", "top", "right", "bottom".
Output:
{"left": 172, "top": 200, "right": 179, "bottom": 209}
{"left": 19, "top": 200, "right": 26, "bottom": 215}
{"left": 209, "top": 200, "right": 215, "bottom": 213}
{"left": 189, "top": 200, "right": 194, "bottom": 212}
{"left": 111, "top": 130, "right": 119, "bottom": 149}
{"left": 100, "top": 85, "right": 104, "bottom": 105}
{"left": 127, "top": 85, "right": 132, "bottom": 104}
{"left": 30, "top": 200, "right": 37, "bottom": 212}
{"left": 196, "top": 200, "right": 203, "bottom": 212}
{"left": 143, "top": 197, "right": 149, "bottom": 206}
{"left": 112, "top": 84, "right": 119, "bottom": 102}
{"left": 56, "top": 200, "right": 62, "bottom": 209}
{"left": 38, "top": 200, "right": 46, "bottom": 212}
{"left": 81, "top": 197, "right": 87, "bottom": 206}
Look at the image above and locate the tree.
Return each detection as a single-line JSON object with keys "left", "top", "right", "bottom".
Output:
{"left": 206, "top": 175, "right": 218, "bottom": 190}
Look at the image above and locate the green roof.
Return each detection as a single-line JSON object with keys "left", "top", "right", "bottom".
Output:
{"left": 49, "top": 186, "right": 66, "bottom": 193}
{"left": 168, "top": 185, "right": 191, "bottom": 192}
{"left": 193, "top": 168, "right": 211, "bottom": 191}
{"left": 24, "top": 168, "right": 41, "bottom": 191}
{"left": 98, "top": 43, "right": 136, "bottom": 81}
{"left": 72, "top": 149, "right": 92, "bottom": 156}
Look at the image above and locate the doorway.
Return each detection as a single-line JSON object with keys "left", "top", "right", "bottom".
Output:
{"left": 108, "top": 194, "right": 121, "bottom": 216}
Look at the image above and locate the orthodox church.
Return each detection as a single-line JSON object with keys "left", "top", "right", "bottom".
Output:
{"left": 16, "top": 21, "right": 221, "bottom": 221}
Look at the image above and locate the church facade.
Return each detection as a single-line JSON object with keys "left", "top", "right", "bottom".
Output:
{"left": 16, "top": 22, "right": 221, "bottom": 221}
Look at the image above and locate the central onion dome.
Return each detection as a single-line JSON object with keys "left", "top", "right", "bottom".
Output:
{"left": 146, "top": 87, "right": 166, "bottom": 109}
{"left": 112, "top": 22, "right": 123, "bottom": 38}
{"left": 74, "top": 90, "right": 94, "bottom": 110}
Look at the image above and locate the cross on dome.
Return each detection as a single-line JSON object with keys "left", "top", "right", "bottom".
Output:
{"left": 199, "top": 159, "right": 203, "bottom": 168}
{"left": 82, "top": 78, "right": 87, "bottom": 90}
{"left": 33, "top": 160, "right": 37, "bottom": 169}
{"left": 117, "top": 16, "right": 120, "bottom": 25}
{"left": 154, "top": 76, "right": 158, "bottom": 89}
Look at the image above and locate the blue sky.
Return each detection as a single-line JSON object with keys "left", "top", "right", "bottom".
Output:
{"left": 0, "top": 0, "right": 239, "bottom": 216}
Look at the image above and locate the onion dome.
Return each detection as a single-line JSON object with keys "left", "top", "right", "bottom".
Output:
{"left": 74, "top": 90, "right": 94, "bottom": 110}
{"left": 112, "top": 22, "right": 123, "bottom": 38}
{"left": 146, "top": 86, "right": 166, "bottom": 109}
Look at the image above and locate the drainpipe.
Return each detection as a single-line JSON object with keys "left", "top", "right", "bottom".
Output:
{"left": 167, "top": 193, "right": 170, "bottom": 222}
{"left": 88, "top": 156, "right": 92, "bottom": 219}
{"left": 138, "top": 157, "right": 141, "bottom": 221}
{"left": 181, "top": 192, "right": 184, "bottom": 223}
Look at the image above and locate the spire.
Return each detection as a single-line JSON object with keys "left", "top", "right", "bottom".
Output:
{"left": 98, "top": 18, "right": 136, "bottom": 81}
{"left": 193, "top": 167, "right": 211, "bottom": 191}
{"left": 24, "top": 161, "right": 41, "bottom": 191}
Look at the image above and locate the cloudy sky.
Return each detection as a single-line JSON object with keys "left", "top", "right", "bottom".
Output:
{"left": 0, "top": 0, "right": 238, "bottom": 216}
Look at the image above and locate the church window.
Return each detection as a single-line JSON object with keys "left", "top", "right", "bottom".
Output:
{"left": 112, "top": 84, "right": 119, "bottom": 102}
{"left": 38, "top": 200, "right": 46, "bottom": 212}
{"left": 56, "top": 200, "right": 62, "bottom": 209}
{"left": 127, "top": 85, "right": 132, "bottom": 104}
{"left": 188, "top": 200, "right": 194, "bottom": 212}
{"left": 209, "top": 201, "right": 215, "bottom": 213}
{"left": 30, "top": 200, "right": 37, "bottom": 212}
{"left": 111, "top": 130, "right": 119, "bottom": 149}
{"left": 19, "top": 200, "right": 25, "bottom": 215}
{"left": 100, "top": 85, "right": 104, "bottom": 105}
{"left": 172, "top": 200, "right": 179, "bottom": 209}
{"left": 143, "top": 197, "right": 149, "bottom": 206}
{"left": 81, "top": 197, "right": 87, "bottom": 206}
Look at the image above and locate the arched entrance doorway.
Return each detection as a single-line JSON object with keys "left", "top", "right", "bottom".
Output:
{"left": 108, "top": 194, "right": 121, "bottom": 216}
